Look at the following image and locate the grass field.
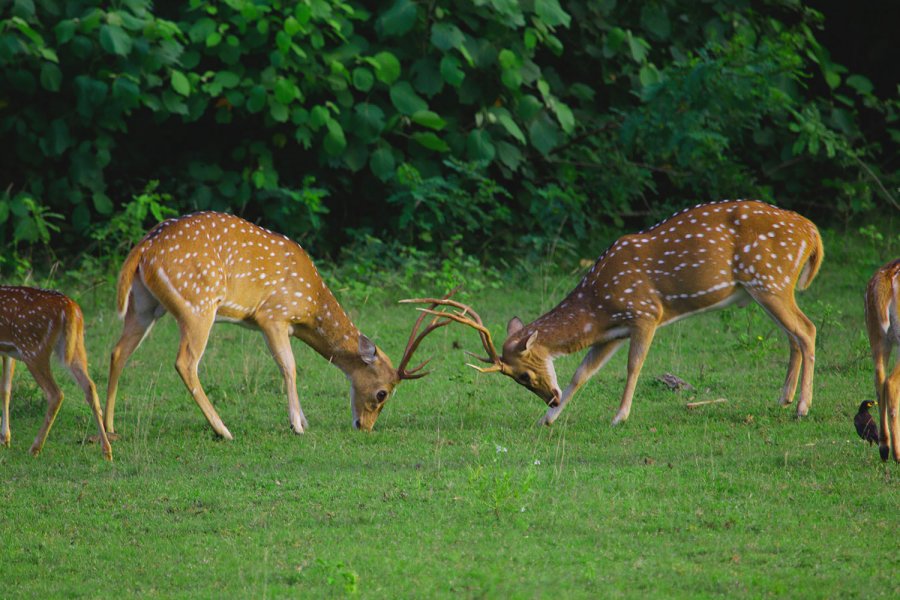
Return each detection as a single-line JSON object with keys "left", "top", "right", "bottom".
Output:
{"left": 1, "top": 230, "right": 898, "bottom": 598}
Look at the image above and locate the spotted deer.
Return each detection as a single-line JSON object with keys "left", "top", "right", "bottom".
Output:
{"left": 0, "top": 286, "right": 112, "bottom": 459}
{"left": 105, "top": 212, "right": 451, "bottom": 437}
{"left": 406, "top": 200, "right": 823, "bottom": 425}
{"left": 864, "top": 259, "right": 900, "bottom": 462}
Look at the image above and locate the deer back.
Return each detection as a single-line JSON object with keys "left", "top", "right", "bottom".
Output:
{"left": 866, "top": 259, "right": 900, "bottom": 346}
{"left": 0, "top": 287, "right": 74, "bottom": 363}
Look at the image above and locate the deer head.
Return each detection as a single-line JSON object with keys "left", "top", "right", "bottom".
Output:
{"left": 398, "top": 297, "right": 562, "bottom": 407}
{"left": 350, "top": 288, "right": 457, "bottom": 431}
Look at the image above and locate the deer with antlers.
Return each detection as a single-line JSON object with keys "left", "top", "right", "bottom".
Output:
{"left": 0, "top": 286, "right": 112, "bottom": 459}
{"left": 864, "top": 259, "right": 900, "bottom": 462}
{"left": 105, "top": 212, "right": 451, "bottom": 437}
{"left": 406, "top": 200, "right": 823, "bottom": 425}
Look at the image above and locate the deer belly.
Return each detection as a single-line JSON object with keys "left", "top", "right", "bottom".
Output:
{"left": 0, "top": 342, "right": 24, "bottom": 361}
{"left": 660, "top": 286, "right": 749, "bottom": 326}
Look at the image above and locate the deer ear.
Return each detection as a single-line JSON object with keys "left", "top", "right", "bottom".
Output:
{"left": 507, "top": 316, "right": 525, "bottom": 336}
{"left": 358, "top": 334, "right": 378, "bottom": 365}
{"left": 523, "top": 331, "right": 538, "bottom": 351}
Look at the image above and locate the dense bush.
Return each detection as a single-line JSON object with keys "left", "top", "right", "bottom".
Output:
{"left": 1, "top": 0, "right": 897, "bottom": 271}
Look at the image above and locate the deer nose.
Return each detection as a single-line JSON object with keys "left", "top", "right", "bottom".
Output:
{"left": 548, "top": 390, "right": 561, "bottom": 408}
{"left": 353, "top": 419, "right": 361, "bottom": 430}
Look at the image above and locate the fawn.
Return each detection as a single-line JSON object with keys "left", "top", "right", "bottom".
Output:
{"left": 1, "top": 286, "right": 112, "bottom": 458}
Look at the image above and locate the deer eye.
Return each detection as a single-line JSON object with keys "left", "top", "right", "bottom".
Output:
{"left": 517, "top": 373, "right": 532, "bottom": 386}
{"left": 376, "top": 390, "right": 388, "bottom": 403}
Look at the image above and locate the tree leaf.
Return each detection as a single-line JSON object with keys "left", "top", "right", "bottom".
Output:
{"left": 628, "top": 33, "right": 649, "bottom": 63}
{"left": 492, "top": 110, "right": 526, "bottom": 144}
{"left": 40, "top": 118, "right": 71, "bottom": 156}
{"left": 430, "top": 23, "right": 464, "bottom": 51}
{"left": 352, "top": 67, "right": 374, "bottom": 91}
{"left": 171, "top": 70, "right": 191, "bottom": 96}
{"left": 215, "top": 70, "right": 241, "bottom": 89}
{"left": 410, "top": 58, "right": 443, "bottom": 96}
{"left": 373, "top": 51, "right": 401, "bottom": 84}
{"left": 466, "top": 129, "right": 495, "bottom": 162}
{"left": 377, "top": 0, "right": 418, "bottom": 37}
{"left": 496, "top": 140, "right": 523, "bottom": 171}
{"left": 274, "top": 77, "right": 297, "bottom": 104}
{"left": 269, "top": 100, "right": 289, "bottom": 122}
{"left": 99, "top": 24, "right": 132, "bottom": 56}
{"left": 534, "top": 0, "right": 571, "bottom": 28}
{"left": 846, "top": 74, "right": 873, "bottom": 95}
{"left": 40, "top": 63, "right": 62, "bottom": 92}
{"left": 439, "top": 55, "right": 465, "bottom": 87}
{"left": 323, "top": 119, "right": 347, "bottom": 156}
{"left": 54, "top": 19, "right": 77, "bottom": 44}
{"left": 411, "top": 110, "right": 446, "bottom": 131}
{"left": 528, "top": 113, "right": 559, "bottom": 155}
{"left": 552, "top": 100, "right": 575, "bottom": 134}
{"left": 412, "top": 132, "right": 450, "bottom": 152}
{"left": 93, "top": 191, "right": 113, "bottom": 215}
{"left": 640, "top": 4, "right": 670, "bottom": 40}
{"left": 370, "top": 147, "right": 396, "bottom": 181}
{"left": 352, "top": 102, "right": 386, "bottom": 142}
{"left": 247, "top": 85, "right": 267, "bottom": 113}
{"left": 389, "top": 81, "right": 428, "bottom": 114}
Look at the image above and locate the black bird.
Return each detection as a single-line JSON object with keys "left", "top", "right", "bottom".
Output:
{"left": 854, "top": 400, "right": 879, "bottom": 445}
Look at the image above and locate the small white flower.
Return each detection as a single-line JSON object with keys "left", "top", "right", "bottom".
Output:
{"left": 533, "top": 460, "right": 541, "bottom": 466}
{"left": 495, "top": 444, "right": 508, "bottom": 453}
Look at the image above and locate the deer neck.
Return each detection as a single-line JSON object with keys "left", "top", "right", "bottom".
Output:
{"left": 523, "top": 295, "right": 613, "bottom": 357}
{"left": 294, "top": 287, "right": 365, "bottom": 373}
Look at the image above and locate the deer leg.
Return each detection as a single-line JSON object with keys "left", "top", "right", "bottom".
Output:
{"left": 540, "top": 339, "right": 625, "bottom": 426}
{"left": 25, "top": 357, "right": 64, "bottom": 457}
{"left": 778, "top": 337, "right": 802, "bottom": 407}
{"left": 67, "top": 346, "right": 112, "bottom": 461}
{"left": 871, "top": 340, "right": 892, "bottom": 461}
{"left": 174, "top": 312, "right": 233, "bottom": 440}
{"left": 751, "top": 292, "right": 816, "bottom": 417}
{"left": 259, "top": 322, "right": 308, "bottom": 434}
{"left": 1, "top": 357, "right": 14, "bottom": 447}
{"left": 612, "top": 322, "right": 657, "bottom": 425}
{"left": 106, "top": 281, "right": 162, "bottom": 436}
{"left": 884, "top": 361, "right": 900, "bottom": 462}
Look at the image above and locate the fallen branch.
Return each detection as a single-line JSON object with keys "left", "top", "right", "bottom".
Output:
{"left": 686, "top": 398, "right": 728, "bottom": 409}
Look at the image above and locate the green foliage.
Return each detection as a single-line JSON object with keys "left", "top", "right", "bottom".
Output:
{"left": 90, "top": 180, "right": 178, "bottom": 255}
{"left": 1, "top": 0, "right": 897, "bottom": 270}
{"left": 328, "top": 233, "right": 503, "bottom": 303}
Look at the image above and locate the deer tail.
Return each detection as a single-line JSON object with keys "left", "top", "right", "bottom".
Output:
{"left": 61, "top": 300, "right": 85, "bottom": 366}
{"left": 797, "top": 226, "right": 824, "bottom": 291}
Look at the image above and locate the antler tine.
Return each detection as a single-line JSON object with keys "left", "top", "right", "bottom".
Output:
{"left": 412, "top": 305, "right": 502, "bottom": 369}
{"left": 399, "top": 296, "right": 486, "bottom": 327}
{"left": 396, "top": 288, "right": 460, "bottom": 380}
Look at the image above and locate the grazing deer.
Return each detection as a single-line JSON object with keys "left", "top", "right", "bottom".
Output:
{"left": 105, "top": 212, "right": 450, "bottom": 437}
{"left": 864, "top": 259, "right": 900, "bottom": 462}
{"left": 0, "top": 286, "right": 112, "bottom": 459}
{"left": 406, "top": 200, "right": 823, "bottom": 425}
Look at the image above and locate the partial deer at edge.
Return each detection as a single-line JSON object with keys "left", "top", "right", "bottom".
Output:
{"left": 106, "top": 212, "right": 451, "bottom": 437}
{"left": 0, "top": 286, "right": 112, "bottom": 459}
{"left": 864, "top": 259, "right": 900, "bottom": 462}
{"left": 406, "top": 200, "right": 823, "bottom": 425}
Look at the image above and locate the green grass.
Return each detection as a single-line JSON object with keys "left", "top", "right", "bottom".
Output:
{"left": 1, "top": 231, "right": 897, "bottom": 598}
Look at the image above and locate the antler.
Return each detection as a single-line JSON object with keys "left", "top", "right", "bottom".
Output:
{"left": 395, "top": 287, "right": 460, "bottom": 380}
{"left": 398, "top": 296, "right": 504, "bottom": 374}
